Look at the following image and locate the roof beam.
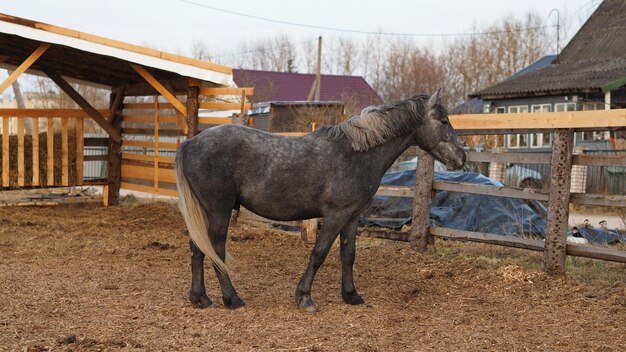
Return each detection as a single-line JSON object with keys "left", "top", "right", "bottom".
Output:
{"left": 0, "top": 42, "right": 49, "bottom": 95}
{"left": 129, "top": 63, "right": 187, "bottom": 116}
{"left": 45, "top": 69, "right": 122, "bottom": 142}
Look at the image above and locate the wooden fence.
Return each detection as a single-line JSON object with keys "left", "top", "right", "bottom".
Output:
{"left": 366, "top": 109, "right": 626, "bottom": 273}
{"left": 0, "top": 108, "right": 97, "bottom": 188}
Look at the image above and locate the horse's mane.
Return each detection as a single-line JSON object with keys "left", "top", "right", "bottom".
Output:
{"left": 316, "top": 94, "right": 430, "bottom": 152}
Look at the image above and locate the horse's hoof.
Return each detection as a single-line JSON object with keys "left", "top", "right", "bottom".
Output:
{"left": 189, "top": 292, "right": 214, "bottom": 309}
{"left": 342, "top": 291, "right": 365, "bottom": 305}
{"left": 224, "top": 296, "right": 246, "bottom": 310}
{"left": 296, "top": 294, "right": 317, "bottom": 313}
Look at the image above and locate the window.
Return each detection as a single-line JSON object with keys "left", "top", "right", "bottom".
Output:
{"left": 508, "top": 105, "right": 529, "bottom": 114}
{"left": 495, "top": 107, "right": 506, "bottom": 114}
{"left": 530, "top": 104, "right": 552, "bottom": 148}
{"left": 507, "top": 105, "right": 529, "bottom": 148}
{"left": 579, "top": 102, "right": 610, "bottom": 141}
{"left": 554, "top": 102, "right": 576, "bottom": 112}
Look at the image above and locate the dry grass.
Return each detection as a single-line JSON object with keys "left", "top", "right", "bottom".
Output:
{"left": 1, "top": 202, "right": 625, "bottom": 351}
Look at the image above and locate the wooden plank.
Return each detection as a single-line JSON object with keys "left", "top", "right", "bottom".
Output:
{"left": 120, "top": 181, "right": 178, "bottom": 197}
{"left": 84, "top": 154, "right": 108, "bottom": 162}
{"left": 123, "top": 102, "right": 175, "bottom": 110}
{"left": 122, "top": 152, "right": 175, "bottom": 164}
{"left": 566, "top": 243, "right": 626, "bottom": 263}
{"left": 129, "top": 64, "right": 187, "bottom": 116}
{"left": 199, "top": 102, "right": 253, "bottom": 111}
{"left": 122, "top": 140, "right": 178, "bottom": 150}
{"left": 198, "top": 117, "right": 232, "bottom": 125}
{"left": 429, "top": 226, "right": 545, "bottom": 251}
{"left": 433, "top": 181, "right": 550, "bottom": 201}
{"left": 199, "top": 87, "right": 255, "bottom": 96}
{"left": 2, "top": 116, "right": 9, "bottom": 187}
{"left": 45, "top": 70, "right": 122, "bottom": 142}
{"left": 0, "top": 109, "right": 105, "bottom": 118}
{"left": 17, "top": 118, "right": 24, "bottom": 186}
{"left": 121, "top": 164, "right": 176, "bottom": 183}
{"left": 275, "top": 132, "right": 307, "bottom": 137}
{"left": 122, "top": 127, "right": 180, "bottom": 137}
{"left": 377, "top": 185, "right": 414, "bottom": 197}
{"left": 449, "top": 109, "right": 626, "bottom": 130}
{"left": 84, "top": 137, "right": 110, "bottom": 147}
{"left": 467, "top": 151, "right": 552, "bottom": 164}
{"left": 544, "top": 129, "right": 574, "bottom": 275}
{"left": 570, "top": 193, "right": 626, "bottom": 207}
{"left": 572, "top": 154, "right": 626, "bottom": 167}
{"left": 124, "top": 114, "right": 180, "bottom": 124}
{"left": 47, "top": 118, "right": 54, "bottom": 186}
{"left": 76, "top": 117, "right": 84, "bottom": 186}
{"left": 186, "top": 85, "right": 200, "bottom": 138}
{"left": 154, "top": 98, "right": 159, "bottom": 193}
{"left": 32, "top": 117, "right": 39, "bottom": 186}
{"left": 61, "top": 118, "right": 69, "bottom": 186}
{"left": 0, "top": 43, "right": 50, "bottom": 95}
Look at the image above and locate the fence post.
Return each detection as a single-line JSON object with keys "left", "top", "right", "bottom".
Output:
{"left": 543, "top": 128, "right": 574, "bottom": 275}
{"left": 186, "top": 83, "right": 200, "bottom": 139}
{"left": 410, "top": 149, "right": 435, "bottom": 252}
{"left": 106, "top": 89, "right": 124, "bottom": 206}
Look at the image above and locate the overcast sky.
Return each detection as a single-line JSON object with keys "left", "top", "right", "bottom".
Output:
{"left": 1, "top": 0, "right": 601, "bottom": 61}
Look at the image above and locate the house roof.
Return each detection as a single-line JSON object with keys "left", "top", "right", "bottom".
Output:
{"left": 0, "top": 13, "right": 233, "bottom": 92}
{"left": 233, "top": 69, "right": 383, "bottom": 109}
{"left": 471, "top": 0, "right": 626, "bottom": 99}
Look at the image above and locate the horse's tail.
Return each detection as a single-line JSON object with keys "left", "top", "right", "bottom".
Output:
{"left": 175, "top": 148, "right": 229, "bottom": 274}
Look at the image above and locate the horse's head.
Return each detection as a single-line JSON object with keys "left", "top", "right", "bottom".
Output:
{"left": 413, "top": 89, "right": 466, "bottom": 170}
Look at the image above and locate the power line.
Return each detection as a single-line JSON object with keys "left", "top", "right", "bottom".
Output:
{"left": 176, "top": 0, "right": 555, "bottom": 37}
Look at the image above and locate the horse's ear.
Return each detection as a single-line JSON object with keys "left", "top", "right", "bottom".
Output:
{"left": 427, "top": 88, "right": 442, "bottom": 110}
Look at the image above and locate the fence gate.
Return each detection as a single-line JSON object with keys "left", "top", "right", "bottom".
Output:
{"left": 119, "top": 88, "right": 253, "bottom": 197}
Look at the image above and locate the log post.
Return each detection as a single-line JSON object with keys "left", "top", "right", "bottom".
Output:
{"left": 186, "top": 83, "right": 200, "bottom": 138}
{"left": 543, "top": 128, "right": 574, "bottom": 275}
{"left": 410, "top": 149, "right": 435, "bottom": 252}
{"left": 106, "top": 89, "right": 124, "bottom": 206}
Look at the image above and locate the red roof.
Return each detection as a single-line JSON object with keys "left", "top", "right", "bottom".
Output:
{"left": 233, "top": 69, "right": 382, "bottom": 110}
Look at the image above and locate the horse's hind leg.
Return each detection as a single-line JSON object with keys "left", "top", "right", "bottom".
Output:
{"left": 208, "top": 209, "right": 245, "bottom": 309}
{"left": 189, "top": 240, "right": 213, "bottom": 308}
{"left": 340, "top": 217, "right": 364, "bottom": 305}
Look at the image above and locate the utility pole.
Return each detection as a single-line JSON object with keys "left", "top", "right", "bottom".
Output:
{"left": 549, "top": 9, "right": 560, "bottom": 54}
{"left": 308, "top": 36, "right": 322, "bottom": 101}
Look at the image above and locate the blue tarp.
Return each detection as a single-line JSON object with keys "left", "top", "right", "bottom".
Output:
{"left": 360, "top": 170, "right": 625, "bottom": 244}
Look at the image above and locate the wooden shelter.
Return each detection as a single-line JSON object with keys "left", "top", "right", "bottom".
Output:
{"left": 0, "top": 13, "right": 252, "bottom": 204}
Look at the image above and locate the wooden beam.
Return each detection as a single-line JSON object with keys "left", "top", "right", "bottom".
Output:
{"left": 2, "top": 117, "right": 9, "bottom": 187}
{"left": 0, "top": 43, "right": 50, "bottom": 95}
{"left": 76, "top": 118, "right": 84, "bottom": 186}
{"left": 45, "top": 70, "right": 122, "bottom": 143}
{"left": 129, "top": 64, "right": 187, "bottom": 116}
{"left": 199, "top": 87, "right": 254, "bottom": 96}
{"left": 107, "top": 90, "right": 124, "bottom": 206}
{"left": 32, "top": 118, "right": 39, "bottom": 186}
{"left": 449, "top": 109, "right": 626, "bottom": 130}
{"left": 186, "top": 85, "right": 199, "bottom": 138}
{"left": 61, "top": 118, "right": 69, "bottom": 186}
{"left": 17, "top": 118, "right": 24, "bottom": 186}
{"left": 107, "top": 87, "right": 125, "bottom": 122}
{"left": 47, "top": 118, "right": 54, "bottom": 186}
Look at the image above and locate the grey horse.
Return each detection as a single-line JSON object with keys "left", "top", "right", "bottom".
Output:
{"left": 175, "top": 90, "right": 466, "bottom": 313}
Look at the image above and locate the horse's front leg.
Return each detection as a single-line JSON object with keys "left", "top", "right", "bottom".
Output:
{"left": 295, "top": 216, "right": 345, "bottom": 313}
{"left": 340, "top": 217, "right": 364, "bottom": 305}
{"left": 189, "top": 240, "right": 214, "bottom": 308}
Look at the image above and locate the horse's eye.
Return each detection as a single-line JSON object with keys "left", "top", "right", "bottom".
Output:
{"left": 441, "top": 119, "right": 449, "bottom": 125}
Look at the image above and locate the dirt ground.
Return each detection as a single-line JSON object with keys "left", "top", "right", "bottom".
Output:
{"left": 1, "top": 202, "right": 625, "bottom": 351}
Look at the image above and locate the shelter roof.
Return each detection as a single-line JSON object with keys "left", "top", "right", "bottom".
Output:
{"left": 0, "top": 13, "right": 233, "bottom": 92}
